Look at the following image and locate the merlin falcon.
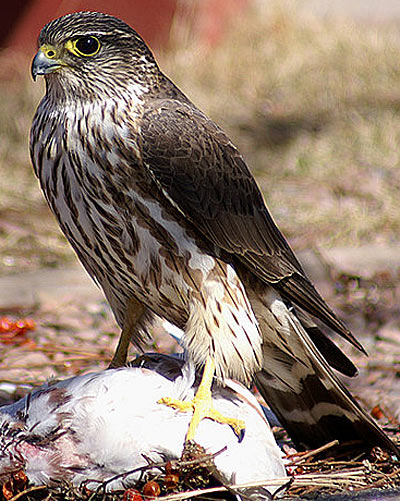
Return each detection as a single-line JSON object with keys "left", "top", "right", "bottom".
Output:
{"left": 30, "top": 11, "right": 398, "bottom": 454}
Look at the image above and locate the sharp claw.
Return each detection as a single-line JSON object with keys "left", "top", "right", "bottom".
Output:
{"left": 237, "top": 426, "right": 245, "bottom": 443}
{"left": 159, "top": 357, "right": 246, "bottom": 441}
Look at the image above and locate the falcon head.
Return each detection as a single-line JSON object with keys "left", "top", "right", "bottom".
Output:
{"left": 31, "top": 11, "right": 159, "bottom": 99}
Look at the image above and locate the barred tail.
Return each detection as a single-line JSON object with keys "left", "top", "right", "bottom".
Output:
{"left": 248, "top": 286, "right": 399, "bottom": 455}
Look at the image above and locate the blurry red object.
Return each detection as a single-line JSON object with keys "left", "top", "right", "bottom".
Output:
{"left": 1, "top": 469, "right": 27, "bottom": 499}
{"left": 371, "top": 405, "right": 385, "bottom": 420}
{"left": 0, "top": 317, "right": 36, "bottom": 346}
{"left": 122, "top": 488, "right": 143, "bottom": 501}
{"left": 2, "top": 0, "right": 250, "bottom": 54}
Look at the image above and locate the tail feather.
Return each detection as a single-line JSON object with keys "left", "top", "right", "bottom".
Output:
{"left": 249, "top": 286, "right": 399, "bottom": 455}
{"left": 277, "top": 274, "right": 366, "bottom": 354}
{"left": 296, "top": 309, "right": 358, "bottom": 378}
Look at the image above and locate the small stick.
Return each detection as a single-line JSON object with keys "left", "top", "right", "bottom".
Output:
{"left": 286, "top": 440, "right": 339, "bottom": 465}
{"left": 8, "top": 485, "right": 47, "bottom": 501}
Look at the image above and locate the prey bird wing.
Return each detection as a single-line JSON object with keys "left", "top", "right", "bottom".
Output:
{"left": 140, "top": 98, "right": 362, "bottom": 353}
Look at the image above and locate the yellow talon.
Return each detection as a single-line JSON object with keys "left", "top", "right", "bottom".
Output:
{"left": 158, "top": 356, "right": 245, "bottom": 442}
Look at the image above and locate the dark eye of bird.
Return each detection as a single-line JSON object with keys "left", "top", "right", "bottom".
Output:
{"left": 75, "top": 36, "right": 100, "bottom": 56}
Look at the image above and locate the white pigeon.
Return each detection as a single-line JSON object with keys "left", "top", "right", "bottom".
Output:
{"left": 0, "top": 354, "right": 286, "bottom": 498}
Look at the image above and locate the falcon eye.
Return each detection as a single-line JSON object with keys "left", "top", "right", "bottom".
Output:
{"left": 68, "top": 36, "right": 100, "bottom": 57}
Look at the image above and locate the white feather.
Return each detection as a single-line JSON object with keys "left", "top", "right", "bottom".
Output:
{"left": 0, "top": 359, "right": 286, "bottom": 493}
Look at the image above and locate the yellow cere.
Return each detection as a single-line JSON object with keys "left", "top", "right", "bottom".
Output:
{"left": 40, "top": 44, "right": 58, "bottom": 59}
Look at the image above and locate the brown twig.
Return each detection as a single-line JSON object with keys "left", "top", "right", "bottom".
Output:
{"left": 8, "top": 485, "right": 47, "bottom": 501}
{"left": 285, "top": 440, "right": 339, "bottom": 465}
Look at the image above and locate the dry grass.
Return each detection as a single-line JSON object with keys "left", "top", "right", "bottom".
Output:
{"left": 0, "top": 53, "right": 74, "bottom": 273}
{"left": 164, "top": 1, "right": 400, "bottom": 249}
{"left": 1, "top": 0, "right": 400, "bottom": 276}
{"left": 3, "top": 440, "right": 400, "bottom": 500}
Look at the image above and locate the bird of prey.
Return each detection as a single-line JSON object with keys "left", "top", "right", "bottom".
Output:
{"left": 0, "top": 354, "right": 285, "bottom": 498}
{"left": 30, "top": 12, "right": 399, "bottom": 455}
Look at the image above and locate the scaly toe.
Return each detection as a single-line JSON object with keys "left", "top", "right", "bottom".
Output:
{"left": 159, "top": 394, "right": 245, "bottom": 442}
{"left": 159, "top": 356, "right": 246, "bottom": 442}
{"left": 157, "top": 396, "right": 194, "bottom": 413}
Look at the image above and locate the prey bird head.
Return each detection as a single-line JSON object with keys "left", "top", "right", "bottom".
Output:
{"left": 31, "top": 11, "right": 160, "bottom": 99}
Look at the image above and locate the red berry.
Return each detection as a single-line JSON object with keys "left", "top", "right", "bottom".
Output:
{"left": 24, "top": 318, "right": 36, "bottom": 330}
{"left": 164, "top": 473, "right": 179, "bottom": 490}
{"left": 2, "top": 480, "right": 14, "bottom": 500}
{"left": 12, "top": 470, "right": 27, "bottom": 490}
{"left": 165, "top": 460, "right": 178, "bottom": 474}
{"left": 0, "top": 317, "right": 14, "bottom": 332}
{"left": 143, "top": 480, "right": 161, "bottom": 498}
{"left": 123, "top": 488, "right": 143, "bottom": 501}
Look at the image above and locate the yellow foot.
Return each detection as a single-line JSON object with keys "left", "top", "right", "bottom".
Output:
{"left": 158, "top": 394, "right": 245, "bottom": 441}
{"left": 158, "top": 357, "right": 245, "bottom": 442}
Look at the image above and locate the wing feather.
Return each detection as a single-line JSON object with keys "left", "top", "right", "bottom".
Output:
{"left": 140, "top": 99, "right": 364, "bottom": 353}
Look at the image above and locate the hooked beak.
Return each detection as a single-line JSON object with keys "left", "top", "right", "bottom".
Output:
{"left": 31, "top": 48, "right": 62, "bottom": 81}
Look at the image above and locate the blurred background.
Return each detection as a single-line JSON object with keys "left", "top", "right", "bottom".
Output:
{"left": 0, "top": 0, "right": 399, "bottom": 420}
